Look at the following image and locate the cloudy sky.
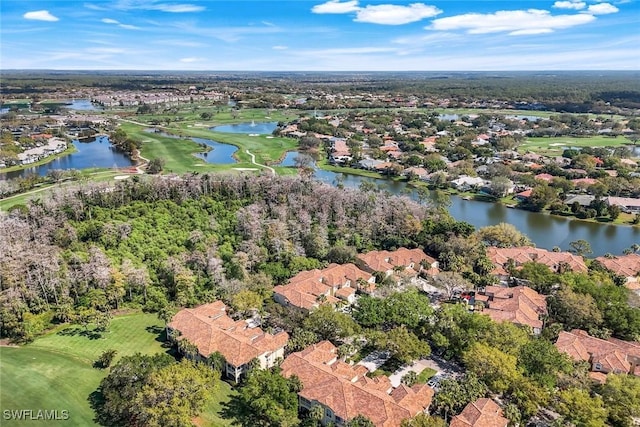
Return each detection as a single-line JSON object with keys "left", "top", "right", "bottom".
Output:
{"left": 1, "top": 0, "right": 638, "bottom": 70}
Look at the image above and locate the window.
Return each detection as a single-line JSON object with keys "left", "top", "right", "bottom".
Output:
{"left": 326, "top": 408, "right": 333, "bottom": 419}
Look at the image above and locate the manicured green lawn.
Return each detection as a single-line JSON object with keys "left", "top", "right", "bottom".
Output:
{"left": 416, "top": 367, "right": 437, "bottom": 384}
{"left": 519, "top": 135, "right": 631, "bottom": 155}
{"left": 0, "top": 313, "right": 166, "bottom": 426}
{"left": 196, "top": 381, "right": 237, "bottom": 427}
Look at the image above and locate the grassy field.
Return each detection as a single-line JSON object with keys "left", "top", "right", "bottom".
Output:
{"left": 0, "top": 312, "right": 232, "bottom": 426}
{"left": 519, "top": 135, "right": 633, "bottom": 156}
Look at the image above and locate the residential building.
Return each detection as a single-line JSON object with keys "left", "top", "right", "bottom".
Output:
{"left": 606, "top": 196, "right": 640, "bottom": 213}
{"left": 273, "top": 263, "right": 375, "bottom": 311}
{"left": 168, "top": 301, "right": 289, "bottom": 382}
{"left": 450, "top": 175, "right": 488, "bottom": 191}
{"left": 280, "top": 341, "right": 434, "bottom": 427}
{"left": 594, "top": 253, "right": 640, "bottom": 291}
{"left": 555, "top": 329, "right": 640, "bottom": 382}
{"left": 486, "top": 246, "right": 587, "bottom": 280}
{"left": 475, "top": 286, "right": 547, "bottom": 334}
{"left": 450, "top": 398, "right": 509, "bottom": 427}
{"left": 356, "top": 247, "right": 439, "bottom": 278}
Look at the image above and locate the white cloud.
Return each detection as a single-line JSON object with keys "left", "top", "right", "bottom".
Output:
{"left": 587, "top": 3, "right": 619, "bottom": 14}
{"left": 149, "top": 4, "right": 205, "bottom": 13}
{"left": 296, "top": 47, "right": 398, "bottom": 56}
{"left": 552, "top": 1, "right": 586, "bottom": 10}
{"left": 179, "top": 57, "right": 203, "bottom": 63}
{"left": 272, "top": 45, "right": 288, "bottom": 50}
{"left": 312, "top": 1, "right": 360, "bottom": 14}
{"left": 355, "top": 3, "right": 442, "bottom": 25}
{"left": 23, "top": 10, "right": 59, "bottom": 22}
{"left": 101, "top": 18, "right": 140, "bottom": 30}
{"left": 429, "top": 9, "right": 596, "bottom": 35}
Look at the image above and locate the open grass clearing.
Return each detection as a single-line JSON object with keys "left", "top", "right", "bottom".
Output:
{"left": 520, "top": 135, "right": 633, "bottom": 155}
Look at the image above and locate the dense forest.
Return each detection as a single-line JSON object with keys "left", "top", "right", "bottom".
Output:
{"left": 0, "top": 174, "right": 446, "bottom": 340}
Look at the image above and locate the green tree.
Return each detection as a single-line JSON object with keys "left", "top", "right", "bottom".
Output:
{"left": 303, "top": 304, "right": 360, "bottom": 342}
{"left": 232, "top": 367, "right": 301, "bottom": 427}
{"left": 569, "top": 239, "right": 592, "bottom": 256}
{"left": 597, "top": 374, "right": 640, "bottom": 427}
{"left": 134, "top": 360, "right": 218, "bottom": 427}
{"left": 96, "top": 349, "right": 118, "bottom": 369}
{"left": 147, "top": 158, "right": 165, "bottom": 174}
{"left": 346, "top": 414, "right": 376, "bottom": 427}
{"left": 463, "top": 342, "right": 521, "bottom": 394}
{"left": 475, "top": 223, "right": 532, "bottom": 248}
{"left": 400, "top": 414, "right": 447, "bottom": 427}
{"left": 517, "top": 338, "right": 572, "bottom": 389}
{"left": 384, "top": 326, "right": 431, "bottom": 364}
{"left": 432, "top": 373, "right": 487, "bottom": 421}
{"left": 547, "top": 286, "right": 603, "bottom": 331}
{"left": 554, "top": 388, "right": 607, "bottom": 427}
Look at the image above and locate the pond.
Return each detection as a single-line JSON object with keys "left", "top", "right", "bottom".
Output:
{"left": 211, "top": 121, "right": 278, "bottom": 135}
{"left": 144, "top": 129, "right": 238, "bottom": 164}
{"left": 0, "top": 136, "right": 134, "bottom": 180}
{"left": 65, "top": 99, "right": 101, "bottom": 111}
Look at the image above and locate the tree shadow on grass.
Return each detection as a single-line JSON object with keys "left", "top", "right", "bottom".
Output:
{"left": 56, "top": 327, "right": 104, "bottom": 340}
{"left": 219, "top": 394, "right": 247, "bottom": 426}
{"left": 88, "top": 389, "right": 111, "bottom": 427}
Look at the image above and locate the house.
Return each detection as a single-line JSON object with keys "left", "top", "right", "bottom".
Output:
{"left": 594, "top": 254, "right": 640, "bottom": 291}
{"left": 475, "top": 286, "right": 547, "bottom": 334}
{"left": 515, "top": 189, "right": 532, "bottom": 201}
{"left": 273, "top": 263, "right": 375, "bottom": 311}
{"left": 534, "top": 173, "right": 555, "bottom": 183}
{"left": 168, "top": 302, "right": 289, "bottom": 382}
{"left": 564, "top": 194, "right": 595, "bottom": 207}
{"left": 555, "top": 330, "right": 640, "bottom": 381}
{"left": 280, "top": 341, "right": 434, "bottom": 427}
{"left": 486, "top": 246, "right": 587, "bottom": 280}
{"left": 606, "top": 196, "right": 640, "bottom": 213}
{"left": 450, "top": 398, "right": 509, "bottom": 427}
{"left": 356, "top": 247, "right": 439, "bottom": 278}
{"left": 450, "top": 175, "right": 488, "bottom": 191}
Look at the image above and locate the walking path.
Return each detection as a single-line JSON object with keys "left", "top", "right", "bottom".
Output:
{"left": 245, "top": 149, "right": 275, "bottom": 175}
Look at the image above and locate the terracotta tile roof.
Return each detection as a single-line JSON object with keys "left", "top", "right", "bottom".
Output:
{"left": 595, "top": 254, "right": 640, "bottom": 280}
{"left": 450, "top": 398, "right": 509, "bottom": 427}
{"left": 555, "top": 331, "right": 590, "bottom": 362}
{"left": 168, "top": 302, "right": 288, "bottom": 366}
{"left": 281, "top": 341, "right": 434, "bottom": 427}
{"left": 273, "top": 263, "right": 373, "bottom": 310}
{"left": 357, "top": 248, "right": 436, "bottom": 274}
{"left": 589, "top": 372, "right": 608, "bottom": 384}
{"left": 555, "top": 329, "right": 640, "bottom": 376}
{"left": 478, "top": 286, "right": 547, "bottom": 330}
{"left": 486, "top": 246, "right": 587, "bottom": 276}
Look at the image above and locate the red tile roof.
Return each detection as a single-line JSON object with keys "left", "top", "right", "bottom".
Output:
{"left": 450, "top": 398, "right": 509, "bottom": 427}
{"left": 273, "top": 263, "right": 373, "bottom": 310}
{"left": 168, "top": 302, "right": 288, "bottom": 366}
{"left": 280, "top": 341, "right": 433, "bottom": 427}
{"left": 479, "top": 286, "right": 547, "bottom": 330}
{"left": 486, "top": 246, "right": 587, "bottom": 276}
{"left": 357, "top": 247, "right": 437, "bottom": 275}
{"left": 555, "top": 329, "right": 640, "bottom": 376}
{"left": 595, "top": 254, "right": 640, "bottom": 280}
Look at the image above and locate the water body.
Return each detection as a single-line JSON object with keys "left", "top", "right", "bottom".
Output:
{"left": 277, "top": 151, "right": 298, "bottom": 167}
{"left": 65, "top": 99, "right": 101, "bottom": 111}
{"left": 144, "top": 129, "right": 238, "bottom": 164}
{"left": 309, "top": 167, "right": 639, "bottom": 256}
{"left": 192, "top": 137, "right": 238, "bottom": 164}
{"left": 0, "top": 136, "right": 134, "bottom": 180}
{"left": 211, "top": 121, "right": 278, "bottom": 135}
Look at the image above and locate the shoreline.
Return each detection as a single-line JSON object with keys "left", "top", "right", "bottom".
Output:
{"left": 0, "top": 143, "right": 78, "bottom": 173}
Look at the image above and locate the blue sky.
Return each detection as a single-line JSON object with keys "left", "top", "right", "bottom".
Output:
{"left": 1, "top": 0, "right": 638, "bottom": 70}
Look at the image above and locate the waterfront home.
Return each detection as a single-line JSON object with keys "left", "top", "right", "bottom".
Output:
{"left": 168, "top": 301, "right": 289, "bottom": 382}
{"left": 486, "top": 246, "right": 588, "bottom": 280}
{"left": 450, "top": 175, "right": 488, "bottom": 191}
{"left": 606, "top": 196, "right": 640, "bottom": 213}
{"left": 280, "top": 341, "right": 434, "bottom": 427}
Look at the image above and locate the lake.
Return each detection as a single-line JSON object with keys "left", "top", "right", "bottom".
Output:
{"left": 211, "top": 121, "right": 278, "bottom": 134}
{"left": 144, "top": 129, "right": 238, "bottom": 164}
{"left": 0, "top": 136, "right": 133, "bottom": 180}
{"left": 65, "top": 99, "right": 101, "bottom": 111}
{"left": 309, "top": 167, "right": 639, "bottom": 257}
